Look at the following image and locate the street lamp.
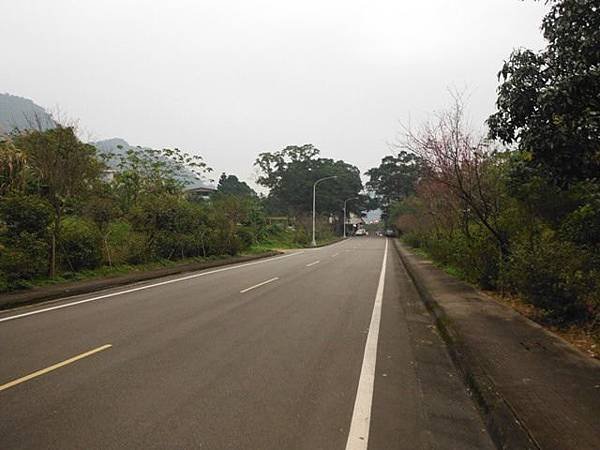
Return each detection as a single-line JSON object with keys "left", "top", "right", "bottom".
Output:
{"left": 343, "top": 196, "right": 359, "bottom": 238}
{"left": 312, "top": 176, "right": 337, "bottom": 247}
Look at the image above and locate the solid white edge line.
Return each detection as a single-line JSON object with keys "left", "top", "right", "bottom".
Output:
{"left": 345, "top": 238, "right": 388, "bottom": 450}
{"left": 306, "top": 260, "right": 320, "bottom": 267}
{"left": 0, "top": 252, "right": 304, "bottom": 323}
{"left": 239, "top": 277, "right": 279, "bottom": 294}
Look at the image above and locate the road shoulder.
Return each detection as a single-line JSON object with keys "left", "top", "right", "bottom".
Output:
{"left": 369, "top": 239, "right": 494, "bottom": 450}
{"left": 394, "top": 239, "right": 600, "bottom": 450}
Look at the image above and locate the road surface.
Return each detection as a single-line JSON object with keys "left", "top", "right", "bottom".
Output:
{"left": 0, "top": 237, "right": 494, "bottom": 449}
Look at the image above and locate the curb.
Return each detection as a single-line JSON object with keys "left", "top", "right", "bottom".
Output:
{"left": 313, "top": 237, "right": 346, "bottom": 248}
{"left": 0, "top": 251, "right": 281, "bottom": 312}
{"left": 392, "top": 239, "right": 539, "bottom": 450}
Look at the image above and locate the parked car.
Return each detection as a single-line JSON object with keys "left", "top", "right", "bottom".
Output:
{"left": 384, "top": 229, "right": 396, "bottom": 237}
{"left": 355, "top": 228, "right": 367, "bottom": 236}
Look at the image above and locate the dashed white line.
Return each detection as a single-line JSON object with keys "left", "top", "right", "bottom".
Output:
{"left": 345, "top": 239, "right": 388, "bottom": 450}
{"left": 306, "top": 260, "right": 320, "bottom": 267}
{"left": 240, "top": 277, "right": 279, "bottom": 293}
{"left": 0, "top": 252, "right": 304, "bottom": 323}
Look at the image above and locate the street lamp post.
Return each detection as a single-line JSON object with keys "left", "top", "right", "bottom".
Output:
{"left": 343, "top": 196, "right": 359, "bottom": 238}
{"left": 312, "top": 176, "right": 337, "bottom": 247}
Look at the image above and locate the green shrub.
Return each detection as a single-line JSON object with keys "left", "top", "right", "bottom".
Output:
{"left": 0, "top": 274, "right": 8, "bottom": 292}
{"left": 0, "top": 194, "right": 53, "bottom": 238}
{"left": 502, "top": 236, "right": 593, "bottom": 323}
{"left": 0, "top": 232, "right": 49, "bottom": 289}
{"left": 124, "top": 232, "right": 148, "bottom": 264}
{"left": 59, "top": 217, "right": 102, "bottom": 271}
{"left": 266, "top": 223, "right": 285, "bottom": 236}
{"left": 152, "top": 231, "right": 200, "bottom": 260}
{"left": 456, "top": 234, "right": 501, "bottom": 290}
{"left": 0, "top": 194, "right": 52, "bottom": 289}
{"left": 402, "top": 232, "right": 425, "bottom": 249}
{"left": 407, "top": 230, "right": 501, "bottom": 289}
{"left": 560, "top": 198, "right": 600, "bottom": 249}
{"left": 237, "top": 226, "right": 256, "bottom": 249}
{"left": 216, "top": 229, "right": 242, "bottom": 256}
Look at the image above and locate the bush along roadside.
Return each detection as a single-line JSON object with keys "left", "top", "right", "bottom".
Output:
{"left": 0, "top": 129, "right": 343, "bottom": 294}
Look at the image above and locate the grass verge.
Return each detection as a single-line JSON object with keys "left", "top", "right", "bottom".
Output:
{"left": 1, "top": 254, "right": 239, "bottom": 294}
{"left": 245, "top": 235, "right": 342, "bottom": 253}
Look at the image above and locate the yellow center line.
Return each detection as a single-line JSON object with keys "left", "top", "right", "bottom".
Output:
{"left": 0, "top": 344, "right": 112, "bottom": 393}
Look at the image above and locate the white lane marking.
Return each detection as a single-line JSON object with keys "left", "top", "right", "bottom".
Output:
{"left": 305, "top": 260, "right": 320, "bottom": 267}
{"left": 240, "top": 277, "right": 279, "bottom": 294}
{"left": 345, "top": 239, "right": 388, "bottom": 450}
{"left": 0, "top": 344, "right": 112, "bottom": 392}
{"left": 0, "top": 252, "right": 304, "bottom": 324}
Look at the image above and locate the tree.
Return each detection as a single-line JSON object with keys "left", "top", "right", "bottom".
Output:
{"left": 84, "top": 189, "right": 121, "bottom": 266}
{"left": 0, "top": 194, "right": 53, "bottom": 285}
{"left": 393, "top": 178, "right": 461, "bottom": 239}
{"left": 255, "top": 144, "right": 320, "bottom": 190}
{"left": 0, "top": 194, "right": 53, "bottom": 239}
{"left": 14, "top": 126, "right": 102, "bottom": 276}
{"left": 217, "top": 172, "right": 256, "bottom": 197}
{"left": 401, "top": 95, "right": 509, "bottom": 256}
{"left": 365, "top": 151, "right": 423, "bottom": 221}
{"left": 0, "top": 138, "right": 28, "bottom": 195}
{"left": 254, "top": 144, "right": 363, "bottom": 216}
{"left": 487, "top": 0, "right": 600, "bottom": 186}
{"left": 108, "top": 146, "right": 211, "bottom": 212}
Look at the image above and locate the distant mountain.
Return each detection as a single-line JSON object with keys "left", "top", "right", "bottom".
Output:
{"left": 91, "top": 137, "right": 131, "bottom": 163}
{"left": 0, "top": 93, "right": 213, "bottom": 191}
{"left": 92, "top": 137, "right": 214, "bottom": 191}
{"left": 0, "top": 93, "right": 56, "bottom": 134}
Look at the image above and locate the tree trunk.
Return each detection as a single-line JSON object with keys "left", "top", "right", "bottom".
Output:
{"left": 104, "top": 236, "right": 112, "bottom": 267}
{"left": 49, "top": 233, "right": 56, "bottom": 278}
{"left": 49, "top": 206, "right": 61, "bottom": 278}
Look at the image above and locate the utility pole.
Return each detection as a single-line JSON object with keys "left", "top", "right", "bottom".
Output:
{"left": 312, "top": 176, "right": 337, "bottom": 247}
{"left": 343, "top": 196, "right": 359, "bottom": 238}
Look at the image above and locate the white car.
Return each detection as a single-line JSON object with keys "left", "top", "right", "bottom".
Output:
{"left": 355, "top": 228, "right": 367, "bottom": 236}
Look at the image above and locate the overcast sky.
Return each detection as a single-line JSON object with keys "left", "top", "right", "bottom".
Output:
{"left": 2, "top": 0, "right": 549, "bottom": 188}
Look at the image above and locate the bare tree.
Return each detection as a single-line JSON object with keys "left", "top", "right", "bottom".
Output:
{"left": 415, "top": 178, "right": 462, "bottom": 239}
{"left": 397, "top": 93, "right": 508, "bottom": 255}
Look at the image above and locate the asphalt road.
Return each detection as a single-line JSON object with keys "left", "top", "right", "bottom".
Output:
{"left": 0, "top": 237, "right": 494, "bottom": 449}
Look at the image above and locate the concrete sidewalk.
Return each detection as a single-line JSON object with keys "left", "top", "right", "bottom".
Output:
{"left": 394, "top": 240, "right": 600, "bottom": 450}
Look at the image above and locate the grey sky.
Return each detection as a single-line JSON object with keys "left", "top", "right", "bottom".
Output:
{"left": 2, "top": 0, "right": 548, "bottom": 188}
